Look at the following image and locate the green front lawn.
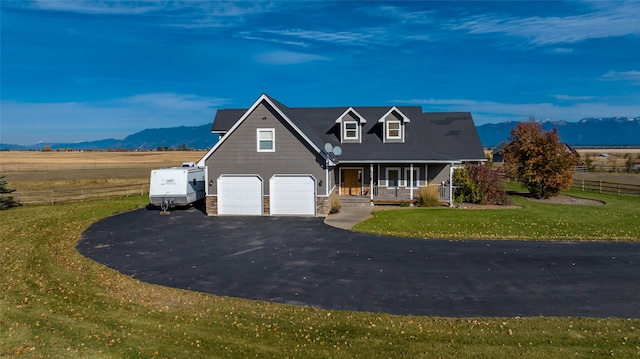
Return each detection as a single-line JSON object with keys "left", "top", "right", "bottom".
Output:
{"left": 354, "top": 190, "right": 640, "bottom": 241}
{"left": 1, "top": 195, "right": 639, "bottom": 358}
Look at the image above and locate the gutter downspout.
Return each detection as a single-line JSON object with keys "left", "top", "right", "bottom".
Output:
{"left": 325, "top": 158, "right": 329, "bottom": 197}
{"left": 409, "top": 163, "right": 414, "bottom": 201}
{"left": 449, "top": 162, "right": 454, "bottom": 208}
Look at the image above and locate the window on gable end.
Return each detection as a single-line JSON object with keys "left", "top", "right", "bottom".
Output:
{"left": 257, "top": 128, "right": 275, "bottom": 152}
{"left": 344, "top": 121, "right": 358, "bottom": 140}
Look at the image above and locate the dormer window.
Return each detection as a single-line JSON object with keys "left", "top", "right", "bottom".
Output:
{"left": 378, "top": 106, "right": 410, "bottom": 143}
{"left": 344, "top": 121, "right": 358, "bottom": 140}
{"left": 335, "top": 107, "right": 366, "bottom": 143}
{"left": 386, "top": 121, "right": 401, "bottom": 139}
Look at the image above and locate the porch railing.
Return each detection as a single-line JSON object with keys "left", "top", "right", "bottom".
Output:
{"left": 371, "top": 185, "right": 451, "bottom": 201}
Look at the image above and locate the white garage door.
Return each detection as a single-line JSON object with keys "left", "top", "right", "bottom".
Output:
{"left": 218, "top": 175, "right": 262, "bottom": 215}
{"left": 270, "top": 175, "right": 316, "bottom": 215}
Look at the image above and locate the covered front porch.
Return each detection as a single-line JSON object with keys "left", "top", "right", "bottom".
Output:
{"left": 337, "top": 162, "right": 458, "bottom": 207}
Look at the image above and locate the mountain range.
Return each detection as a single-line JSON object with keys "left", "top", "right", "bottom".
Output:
{"left": 1, "top": 117, "right": 638, "bottom": 151}
{"left": 477, "top": 117, "right": 640, "bottom": 147}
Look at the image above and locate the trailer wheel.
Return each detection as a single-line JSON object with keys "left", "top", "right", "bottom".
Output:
{"left": 161, "top": 200, "right": 169, "bottom": 212}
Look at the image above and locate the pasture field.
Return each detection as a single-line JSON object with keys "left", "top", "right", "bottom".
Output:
{"left": 576, "top": 148, "right": 640, "bottom": 168}
{"left": 0, "top": 151, "right": 206, "bottom": 191}
{"left": 0, "top": 150, "right": 207, "bottom": 169}
{"left": 2, "top": 196, "right": 639, "bottom": 358}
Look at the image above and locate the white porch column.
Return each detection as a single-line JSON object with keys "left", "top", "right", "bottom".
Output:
{"left": 448, "top": 162, "right": 454, "bottom": 207}
{"left": 425, "top": 164, "right": 428, "bottom": 187}
{"left": 325, "top": 160, "right": 329, "bottom": 196}
{"left": 409, "top": 163, "right": 414, "bottom": 200}
{"left": 370, "top": 163, "right": 374, "bottom": 201}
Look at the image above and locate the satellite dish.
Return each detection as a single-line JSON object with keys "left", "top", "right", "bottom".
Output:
{"left": 333, "top": 146, "right": 342, "bottom": 156}
{"left": 324, "top": 143, "right": 333, "bottom": 153}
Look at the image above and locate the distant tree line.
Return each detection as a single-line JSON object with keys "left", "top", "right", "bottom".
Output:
{"left": 156, "top": 144, "right": 196, "bottom": 151}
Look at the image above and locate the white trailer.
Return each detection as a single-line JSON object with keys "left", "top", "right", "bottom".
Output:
{"left": 149, "top": 162, "right": 206, "bottom": 211}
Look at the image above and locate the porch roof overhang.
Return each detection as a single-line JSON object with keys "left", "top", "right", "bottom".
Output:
{"left": 337, "top": 159, "right": 461, "bottom": 164}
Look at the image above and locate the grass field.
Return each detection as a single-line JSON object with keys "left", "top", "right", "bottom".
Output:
{"left": 1, "top": 151, "right": 640, "bottom": 357}
{"left": 0, "top": 151, "right": 206, "bottom": 191}
{"left": 576, "top": 148, "right": 640, "bottom": 168}
{"left": 0, "top": 150, "right": 207, "bottom": 168}
{"left": 355, "top": 189, "right": 640, "bottom": 241}
{"left": 2, "top": 196, "right": 639, "bottom": 358}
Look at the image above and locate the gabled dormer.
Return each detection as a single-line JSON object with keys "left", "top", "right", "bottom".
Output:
{"left": 335, "top": 107, "right": 366, "bottom": 143}
{"left": 378, "top": 106, "right": 411, "bottom": 143}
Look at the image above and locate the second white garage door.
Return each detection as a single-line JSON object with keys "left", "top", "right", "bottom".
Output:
{"left": 270, "top": 175, "right": 316, "bottom": 215}
{"left": 218, "top": 175, "right": 263, "bottom": 215}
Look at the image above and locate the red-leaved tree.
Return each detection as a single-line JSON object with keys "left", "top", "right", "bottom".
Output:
{"left": 501, "top": 120, "right": 579, "bottom": 198}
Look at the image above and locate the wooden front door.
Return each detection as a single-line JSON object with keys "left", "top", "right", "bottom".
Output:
{"left": 341, "top": 169, "right": 362, "bottom": 195}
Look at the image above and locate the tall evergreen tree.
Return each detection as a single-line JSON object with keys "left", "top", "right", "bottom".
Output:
{"left": 0, "top": 175, "right": 17, "bottom": 209}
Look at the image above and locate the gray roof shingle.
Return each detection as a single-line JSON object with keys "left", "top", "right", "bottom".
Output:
{"left": 210, "top": 95, "right": 485, "bottom": 163}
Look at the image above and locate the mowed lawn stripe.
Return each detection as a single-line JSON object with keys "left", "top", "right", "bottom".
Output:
{"left": 354, "top": 190, "right": 640, "bottom": 241}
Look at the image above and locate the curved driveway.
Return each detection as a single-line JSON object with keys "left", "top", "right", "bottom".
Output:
{"left": 77, "top": 206, "right": 640, "bottom": 318}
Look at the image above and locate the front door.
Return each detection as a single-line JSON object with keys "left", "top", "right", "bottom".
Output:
{"left": 340, "top": 169, "right": 362, "bottom": 195}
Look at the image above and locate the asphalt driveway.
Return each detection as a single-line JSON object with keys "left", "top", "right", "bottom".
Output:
{"left": 77, "top": 206, "right": 640, "bottom": 318}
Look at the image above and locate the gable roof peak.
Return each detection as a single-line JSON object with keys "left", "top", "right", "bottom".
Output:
{"left": 335, "top": 106, "right": 367, "bottom": 124}
{"left": 377, "top": 106, "right": 411, "bottom": 123}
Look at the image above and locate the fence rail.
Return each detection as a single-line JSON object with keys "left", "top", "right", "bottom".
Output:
{"left": 13, "top": 183, "right": 148, "bottom": 205}
{"left": 573, "top": 165, "right": 639, "bottom": 173}
{"left": 0, "top": 162, "right": 185, "bottom": 172}
{"left": 571, "top": 179, "right": 640, "bottom": 196}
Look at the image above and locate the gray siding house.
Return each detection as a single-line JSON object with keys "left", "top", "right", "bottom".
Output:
{"left": 197, "top": 94, "right": 486, "bottom": 216}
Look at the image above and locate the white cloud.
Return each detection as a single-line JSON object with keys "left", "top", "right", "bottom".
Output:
{"left": 553, "top": 95, "right": 595, "bottom": 101}
{"left": 356, "top": 5, "right": 436, "bottom": 24}
{"left": 121, "top": 93, "right": 228, "bottom": 111}
{"left": 449, "top": 1, "right": 640, "bottom": 46}
{"left": 236, "top": 33, "right": 310, "bottom": 48}
{"left": 394, "top": 98, "right": 640, "bottom": 125}
{"left": 258, "top": 29, "right": 379, "bottom": 47}
{"left": 601, "top": 71, "right": 640, "bottom": 83}
{"left": 255, "top": 51, "right": 331, "bottom": 65}
{"left": 0, "top": 93, "right": 228, "bottom": 144}
{"left": 31, "top": 0, "right": 169, "bottom": 15}
{"left": 29, "top": 0, "right": 274, "bottom": 28}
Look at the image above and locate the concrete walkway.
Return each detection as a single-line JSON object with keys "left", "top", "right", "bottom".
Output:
{"left": 323, "top": 205, "right": 374, "bottom": 230}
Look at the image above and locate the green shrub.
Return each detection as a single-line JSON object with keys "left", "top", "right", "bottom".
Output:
{"left": 453, "top": 164, "right": 510, "bottom": 205}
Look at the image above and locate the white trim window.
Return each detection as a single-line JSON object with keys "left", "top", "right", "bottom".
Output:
{"left": 257, "top": 128, "right": 275, "bottom": 152}
{"left": 343, "top": 120, "right": 358, "bottom": 140}
{"left": 404, "top": 168, "right": 419, "bottom": 187}
{"left": 386, "top": 120, "right": 401, "bottom": 139}
{"left": 386, "top": 167, "right": 400, "bottom": 187}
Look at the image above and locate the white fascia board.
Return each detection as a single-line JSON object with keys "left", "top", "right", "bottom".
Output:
{"left": 459, "top": 158, "right": 488, "bottom": 162}
{"left": 261, "top": 95, "right": 324, "bottom": 155}
{"left": 335, "top": 107, "right": 367, "bottom": 123}
{"left": 377, "top": 106, "right": 411, "bottom": 123}
{"left": 197, "top": 94, "right": 326, "bottom": 166}
{"left": 197, "top": 94, "right": 269, "bottom": 166}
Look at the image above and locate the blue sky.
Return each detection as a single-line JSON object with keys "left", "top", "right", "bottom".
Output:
{"left": 1, "top": 0, "right": 639, "bottom": 145}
